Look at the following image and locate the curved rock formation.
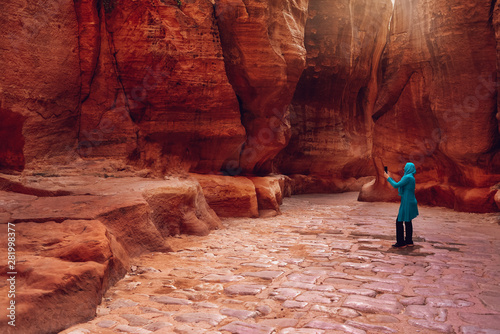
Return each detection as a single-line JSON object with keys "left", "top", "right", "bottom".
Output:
{"left": 0, "top": 173, "right": 221, "bottom": 334}
{"left": 215, "top": 0, "right": 309, "bottom": 175}
{"left": 275, "top": 0, "right": 393, "bottom": 185}
{"left": 0, "top": 219, "right": 129, "bottom": 334}
{"left": 359, "top": 0, "right": 500, "bottom": 212}
{"left": 78, "top": 0, "right": 247, "bottom": 174}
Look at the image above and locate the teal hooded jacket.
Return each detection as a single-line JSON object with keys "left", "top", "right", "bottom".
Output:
{"left": 387, "top": 162, "right": 419, "bottom": 222}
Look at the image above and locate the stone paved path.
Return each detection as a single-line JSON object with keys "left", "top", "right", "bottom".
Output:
{"left": 61, "top": 193, "right": 500, "bottom": 334}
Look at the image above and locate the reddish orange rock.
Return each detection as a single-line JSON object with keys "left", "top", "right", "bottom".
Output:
{"left": 98, "top": 0, "right": 246, "bottom": 174}
{"left": 0, "top": 0, "right": 81, "bottom": 169}
{"left": 249, "top": 176, "right": 284, "bottom": 216}
{"left": 277, "top": 0, "right": 393, "bottom": 180}
{"left": 0, "top": 220, "right": 129, "bottom": 334}
{"left": 215, "top": 0, "right": 309, "bottom": 174}
{"left": 360, "top": 0, "right": 500, "bottom": 211}
{"left": 192, "top": 174, "right": 259, "bottom": 218}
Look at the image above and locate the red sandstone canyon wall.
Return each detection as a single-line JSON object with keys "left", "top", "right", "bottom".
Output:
{"left": 0, "top": 0, "right": 498, "bottom": 211}
{"left": 215, "top": 0, "right": 309, "bottom": 175}
{"left": 275, "top": 0, "right": 394, "bottom": 184}
{"left": 359, "top": 0, "right": 500, "bottom": 212}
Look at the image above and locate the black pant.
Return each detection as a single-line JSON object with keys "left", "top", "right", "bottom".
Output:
{"left": 396, "top": 219, "right": 413, "bottom": 245}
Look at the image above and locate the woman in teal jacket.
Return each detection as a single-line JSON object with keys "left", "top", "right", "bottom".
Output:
{"left": 384, "top": 162, "right": 419, "bottom": 248}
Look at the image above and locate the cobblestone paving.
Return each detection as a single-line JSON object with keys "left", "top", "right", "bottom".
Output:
{"left": 62, "top": 193, "right": 500, "bottom": 334}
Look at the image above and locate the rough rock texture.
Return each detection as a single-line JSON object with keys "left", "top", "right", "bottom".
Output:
{"left": 215, "top": 0, "right": 309, "bottom": 174}
{"left": 276, "top": 0, "right": 393, "bottom": 180}
{"left": 0, "top": 219, "right": 129, "bottom": 334}
{"left": 0, "top": 0, "right": 81, "bottom": 171}
{"left": 290, "top": 175, "right": 374, "bottom": 195}
{"left": 495, "top": 189, "right": 500, "bottom": 210}
{"left": 0, "top": 173, "right": 222, "bottom": 333}
{"left": 77, "top": 0, "right": 247, "bottom": 174}
{"left": 1, "top": 174, "right": 221, "bottom": 253}
{"left": 492, "top": 0, "right": 500, "bottom": 135}
{"left": 359, "top": 0, "right": 500, "bottom": 212}
{"left": 143, "top": 180, "right": 221, "bottom": 236}
{"left": 192, "top": 174, "right": 259, "bottom": 218}
{"left": 0, "top": 0, "right": 247, "bottom": 174}
{"left": 249, "top": 176, "right": 284, "bottom": 215}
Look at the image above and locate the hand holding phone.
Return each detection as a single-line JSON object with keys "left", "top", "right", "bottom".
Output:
{"left": 384, "top": 166, "right": 388, "bottom": 173}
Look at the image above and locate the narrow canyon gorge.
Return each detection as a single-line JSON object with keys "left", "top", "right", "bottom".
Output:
{"left": 0, "top": 0, "right": 499, "bottom": 333}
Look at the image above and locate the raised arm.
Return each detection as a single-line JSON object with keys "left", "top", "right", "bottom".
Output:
{"left": 387, "top": 175, "right": 410, "bottom": 189}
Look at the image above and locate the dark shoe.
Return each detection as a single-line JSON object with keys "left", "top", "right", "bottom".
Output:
{"left": 392, "top": 243, "right": 407, "bottom": 248}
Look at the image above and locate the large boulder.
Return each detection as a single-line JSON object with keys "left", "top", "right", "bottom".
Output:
{"left": 0, "top": 220, "right": 129, "bottom": 334}
{"left": 192, "top": 174, "right": 259, "bottom": 218}
{"left": 249, "top": 176, "right": 284, "bottom": 216}
{"left": 0, "top": 173, "right": 224, "bottom": 333}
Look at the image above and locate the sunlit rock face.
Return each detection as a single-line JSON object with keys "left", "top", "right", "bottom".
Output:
{"left": 275, "top": 0, "right": 393, "bottom": 186}
{"left": 359, "top": 0, "right": 500, "bottom": 212}
{"left": 215, "top": 0, "right": 309, "bottom": 175}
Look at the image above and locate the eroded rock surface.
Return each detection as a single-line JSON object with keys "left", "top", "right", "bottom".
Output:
{"left": 0, "top": 173, "right": 223, "bottom": 333}
{"left": 0, "top": 219, "right": 129, "bottom": 334}
{"left": 276, "top": 0, "right": 393, "bottom": 181}
{"left": 215, "top": 0, "right": 309, "bottom": 175}
{"left": 359, "top": 0, "right": 500, "bottom": 212}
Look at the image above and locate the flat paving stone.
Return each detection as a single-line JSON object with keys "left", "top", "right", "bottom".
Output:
{"left": 337, "top": 288, "right": 377, "bottom": 297}
{"left": 224, "top": 284, "right": 268, "bottom": 296}
{"left": 361, "top": 282, "right": 404, "bottom": 294}
{"left": 174, "top": 312, "right": 226, "bottom": 326}
{"left": 150, "top": 295, "right": 192, "bottom": 305}
{"left": 304, "top": 320, "right": 366, "bottom": 334}
{"left": 310, "top": 305, "right": 361, "bottom": 318}
{"left": 220, "top": 308, "right": 259, "bottom": 320}
{"left": 120, "top": 314, "right": 150, "bottom": 326}
{"left": 283, "top": 300, "right": 308, "bottom": 308}
{"left": 458, "top": 313, "right": 500, "bottom": 329}
{"left": 96, "top": 320, "right": 116, "bottom": 328}
{"left": 241, "top": 270, "right": 284, "bottom": 280}
{"left": 287, "top": 273, "right": 320, "bottom": 284}
{"left": 143, "top": 322, "right": 172, "bottom": 331}
{"left": 281, "top": 281, "right": 335, "bottom": 292}
{"left": 426, "top": 297, "right": 474, "bottom": 308}
{"left": 259, "top": 318, "right": 299, "bottom": 328}
{"left": 296, "top": 291, "right": 337, "bottom": 304}
{"left": 405, "top": 305, "right": 447, "bottom": 322}
{"left": 201, "top": 274, "right": 245, "bottom": 282}
{"left": 279, "top": 329, "right": 325, "bottom": 334}
{"left": 345, "top": 320, "right": 397, "bottom": 334}
{"left": 109, "top": 299, "right": 139, "bottom": 310}
{"left": 460, "top": 326, "right": 500, "bottom": 334}
{"left": 219, "top": 321, "right": 275, "bottom": 334}
{"left": 115, "top": 324, "right": 153, "bottom": 334}
{"left": 342, "top": 295, "right": 404, "bottom": 314}
{"left": 408, "top": 319, "right": 454, "bottom": 333}
{"left": 400, "top": 296, "right": 426, "bottom": 306}
{"left": 341, "top": 262, "right": 374, "bottom": 270}
{"left": 271, "top": 288, "right": 302, "bottom": 300}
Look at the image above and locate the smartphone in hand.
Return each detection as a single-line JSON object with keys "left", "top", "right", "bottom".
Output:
{"left": 384, "top": 166, "right": 388, "bottom": 173}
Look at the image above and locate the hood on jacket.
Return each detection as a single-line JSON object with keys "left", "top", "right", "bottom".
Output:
{"left": 404, "top": 162, "right": 416, "bottom": 176}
